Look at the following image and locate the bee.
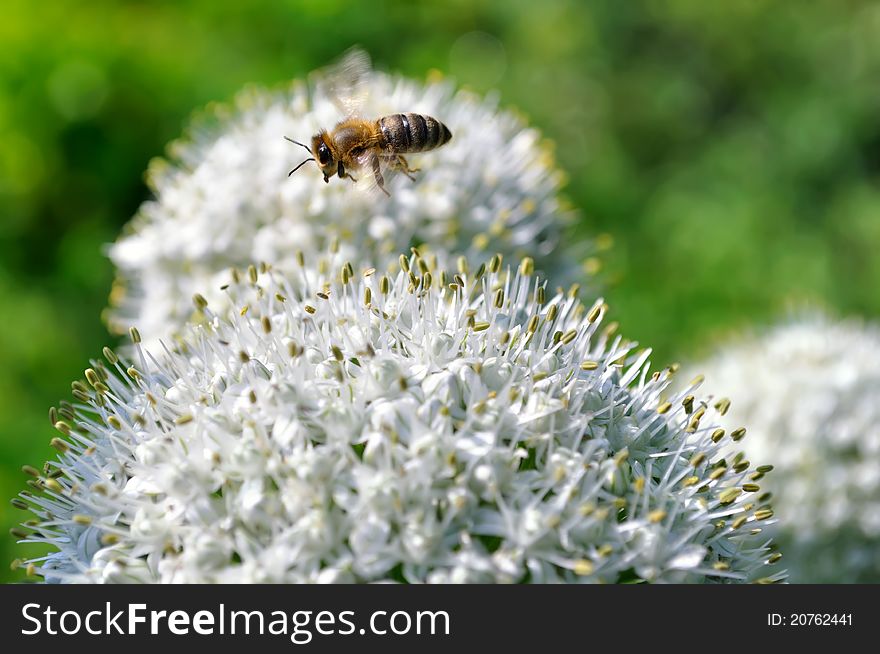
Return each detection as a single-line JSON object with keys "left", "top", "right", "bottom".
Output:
{"left": 286, "top": 49, "right": 452, "bottom": 196}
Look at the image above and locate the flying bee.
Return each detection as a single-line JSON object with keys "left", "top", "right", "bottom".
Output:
{"left": 286, "top": 48, "right": 452, "bottom": 197}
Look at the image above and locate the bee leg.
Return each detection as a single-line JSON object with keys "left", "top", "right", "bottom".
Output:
{"left": 399, "top": 155, "right": 420, "bottom": 174}
{"left": 371, "top": 154, "right": 391, "bottom": 197}
{"left": 394, "top": 155, "right": 419, "bottom": 181}
{"left": 337, "top": 161, "right": 356, "bottom": 183}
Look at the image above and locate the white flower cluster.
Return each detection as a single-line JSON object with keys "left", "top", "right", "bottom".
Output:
{"left": 108, "top": 68, "right": 582, "bottom": 350}
{"left": 693, "top": 314, "right": 880, "bottom": 582}
{"left": 15, "top": 253, "right": 782, "bottom": 583}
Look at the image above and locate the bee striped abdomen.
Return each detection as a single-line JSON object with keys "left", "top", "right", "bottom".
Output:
{"left": 379, "top": 113, "right": 452, "bottom": 153}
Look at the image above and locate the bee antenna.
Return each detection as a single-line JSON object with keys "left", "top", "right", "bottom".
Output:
{"left": 284, "top": 136, "right": 313, "bottom": 154}
{"left": 288, "top": 158, "right": 315, "bottom": 176}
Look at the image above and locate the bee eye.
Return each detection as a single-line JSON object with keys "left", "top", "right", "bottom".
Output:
{"left": 317, "top": 143, "right": 331, "bottom": 166}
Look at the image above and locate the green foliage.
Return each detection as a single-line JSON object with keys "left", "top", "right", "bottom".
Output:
{"left": 2, "top": 0, "right": 879, "bottom": 582}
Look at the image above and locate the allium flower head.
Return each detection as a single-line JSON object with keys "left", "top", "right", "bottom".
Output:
{"left": 108, "top": 59, "right": 581, "bottom": 349}
{"left": 16, "top": 251, "right": 781, "bottom": 583}
{"left": 693, "top": 314, "right": 880, "bottom": 582}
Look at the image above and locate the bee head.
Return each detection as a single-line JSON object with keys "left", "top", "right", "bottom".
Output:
{"left": 312, "top": 133, "right": 336, "bottom": 182}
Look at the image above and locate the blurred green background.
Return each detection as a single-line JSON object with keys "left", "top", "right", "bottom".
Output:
{"left": 2, "top": 0, "right": 879, "bottom": 582}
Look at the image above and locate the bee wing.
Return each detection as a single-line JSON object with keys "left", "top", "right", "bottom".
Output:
{"left": 312, "top": 47, "right": 372, "bottom": 118}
